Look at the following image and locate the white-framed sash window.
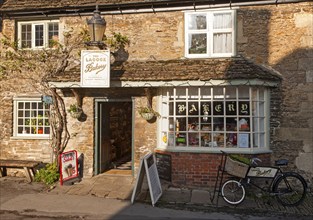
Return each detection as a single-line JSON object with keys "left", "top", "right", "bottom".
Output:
{"left": 185, "top": 10, "right": 236, "bottom": 58}
{"left": 17, "top": 20, "right": 59, "bottom": 49}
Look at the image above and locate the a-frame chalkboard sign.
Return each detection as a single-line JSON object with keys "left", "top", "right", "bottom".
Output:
{"left": 131, "top": 153, "right": 162, "bottom": 207}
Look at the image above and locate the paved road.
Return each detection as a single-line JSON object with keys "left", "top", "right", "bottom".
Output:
{"left": 1, "top": 177, "right": 312, "bottom": 220}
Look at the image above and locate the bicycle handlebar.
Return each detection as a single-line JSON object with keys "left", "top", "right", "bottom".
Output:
{"left": 251, "top": 157, "right": 262, "bottom": 166}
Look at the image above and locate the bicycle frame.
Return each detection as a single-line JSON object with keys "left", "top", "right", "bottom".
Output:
{"left": 214, "top": 151, "right": 307, "bottom": 207}
{"left": 241, "top": 165, "right": 285, "bottom": 195}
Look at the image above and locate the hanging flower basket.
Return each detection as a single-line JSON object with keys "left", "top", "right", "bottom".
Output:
{"left": 70, "top": 110, "right": 82, "bottom": 119}
{"left": 68, "top": 104, "right": 83, "bottom": 119}
{"left": 138, "top": 106, "right": 160, "bottom": 121}
{"left": 141, "top": 112, "right": 155, "bottom": 120}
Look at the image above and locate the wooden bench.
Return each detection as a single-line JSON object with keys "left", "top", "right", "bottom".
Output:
{"left": 0, "top": 159, "right": 41, "bottom": 182}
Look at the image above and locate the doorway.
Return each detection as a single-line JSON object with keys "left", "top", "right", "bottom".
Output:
{"left": 95, "top": 99, "right": 133, "bottom": 175}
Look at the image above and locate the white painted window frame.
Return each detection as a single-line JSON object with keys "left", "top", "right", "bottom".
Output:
{"left": 157, "top": 86, "right": 270, "bottom": 153}
{"left": 184, "top": 9, "right": 236, "bottom": 58}
{"left": 13, "top": 97, "right": 50, "bottom": 139}
{"left": 17, "top": 20, "right": 59, "bottom": 49}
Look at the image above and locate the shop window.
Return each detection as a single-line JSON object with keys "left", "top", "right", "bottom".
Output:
{"left": 13, "top": 98, "right": 50, "bottom": 137}
{"left": 17, "top": 20, "right": 59, "bottom": 49}
{"left": 159, "top": 87, "right": 269, "bottom": 151}
{"left": 185, "top": 10, "right": 236, "bottom": 58}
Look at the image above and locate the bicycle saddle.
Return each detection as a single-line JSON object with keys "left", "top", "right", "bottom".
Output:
{"left": 275, "top": 159, "right": 288, "bottom": 166}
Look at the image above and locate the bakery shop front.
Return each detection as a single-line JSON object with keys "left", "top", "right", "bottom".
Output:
{"left": 56, "top": 56, "right": 280, "bottom": 188}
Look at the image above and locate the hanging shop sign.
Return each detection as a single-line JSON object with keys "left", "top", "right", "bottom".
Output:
{"left": 59, "top": 150, "right": 79, "bottom": 185}
{"left": 81, "top": 50, "right": 110, "bottom": 87}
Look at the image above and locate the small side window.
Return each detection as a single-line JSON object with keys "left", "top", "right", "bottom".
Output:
{"left": 14, "top": 98, "right": 50, "bottom": 138}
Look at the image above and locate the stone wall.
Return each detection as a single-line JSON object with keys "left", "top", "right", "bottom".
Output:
{"left": 237, "top": 2, "right": 313, "bottom": 185}
{"left": 133, "top": 94, "right": 158, "bottom": 176}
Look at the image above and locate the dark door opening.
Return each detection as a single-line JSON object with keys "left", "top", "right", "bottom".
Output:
{"left": 96, "top": 100, "right": 132, "bottom": 175}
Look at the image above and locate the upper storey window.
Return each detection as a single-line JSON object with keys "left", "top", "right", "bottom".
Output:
{"left": 185, "top": 10, "right": 236, "bottom": 58}
{"left": 17, "top": 20, "right": 59, "bottom": 49}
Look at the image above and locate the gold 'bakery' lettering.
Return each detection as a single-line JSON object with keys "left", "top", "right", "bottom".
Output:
{"left": 240, "top": 103, "right": 249, "bottom": 114}
{"left": 228, "top": 103, "right": 235, "bottom": 112}
{"left": 215, "top": 104, "right": 222, "bottom": 112}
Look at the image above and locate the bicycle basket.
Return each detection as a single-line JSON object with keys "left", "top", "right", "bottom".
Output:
{"left": 224, "top": 157, "right": 249, "bottom": 178}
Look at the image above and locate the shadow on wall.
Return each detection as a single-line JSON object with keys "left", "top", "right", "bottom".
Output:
{"left": 78, "top": 153, "right": 84, "bottom": 179}
{"left": 271, "top": 48, "right": 313, "bottom": 174}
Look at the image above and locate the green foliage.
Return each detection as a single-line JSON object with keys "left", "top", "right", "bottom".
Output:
{"left": 67, "top": 104, "right": 81, "bottom": 113}
{"left": 229, "top": 154, "right": 251, "bottom": 165}
{"left": 105, "top": 32, "right": 130, "bottom": 50}
{"left": 35, "top": 163, "right": 60, "bottom": 185}
{"left": 137, "top": 106, "right": 161, "bottom": 118}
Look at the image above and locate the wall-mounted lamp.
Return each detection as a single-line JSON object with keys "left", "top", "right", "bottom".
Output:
{"left": 86, "top": 5, "right": 106, "bottom": 48}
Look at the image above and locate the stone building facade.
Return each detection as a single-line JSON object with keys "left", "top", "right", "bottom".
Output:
{"left": 0, "top": 0, "right": 312, "bottom": 189}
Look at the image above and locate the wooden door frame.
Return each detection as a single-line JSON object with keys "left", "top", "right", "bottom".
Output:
{"left": 94, "top": 98, "right": 134, "bottom": 175}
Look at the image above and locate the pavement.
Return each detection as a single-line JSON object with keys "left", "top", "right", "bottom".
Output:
{"left": 1, "top": 174, "right": 313, "bottom": 219}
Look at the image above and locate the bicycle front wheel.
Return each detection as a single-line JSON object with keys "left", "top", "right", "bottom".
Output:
{"left": 273, "top": 172, "right": 307, "bottom": 206}
{"left": 221, "top": 179, "right": 245, "bottom": 205}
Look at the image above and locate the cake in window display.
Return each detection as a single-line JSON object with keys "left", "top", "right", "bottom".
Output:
{"left": 202, "top": 134, "right": 211, "bottom": 147}
{"left": 239, "top": 118, "right": 249, "bottom": 131}
{"left": 227, "top": 133, "right": 237, "bottom": 148}
{"left": 226, "top": 125, "right": 237, "bottom": 148}
{"left": 213, "top": 126, "right": 224, "bottom": 147}
{"left": 188, "top": 123, "right": 199, "bottom": 145}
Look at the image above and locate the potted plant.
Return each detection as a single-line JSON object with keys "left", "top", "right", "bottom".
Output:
{"left": 67, "top": 104, "right": 83, "bottom": 119}
{"left": 25, "top": 114, "right": 49, "bottom": 134}
{"left": 138, "top": 106, "right": 160, "bottom": 121}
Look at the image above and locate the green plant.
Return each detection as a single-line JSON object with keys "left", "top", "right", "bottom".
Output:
{"left": 25, "top": 114, "right": 49, "bottom": 134}
{"left": 35, "top": 163, "right": 60, "bottom": 185}
{"left": 137, "top": 106, "right": 161, "bottom": 118}
{"left": 67, "top": 104, "right": 81, "bottom": 113}
{"left": 229, "top": 154, "right": 251, "bottom": 165}
{"left": 105, "top": 32, "right": 130, "bottom": 50}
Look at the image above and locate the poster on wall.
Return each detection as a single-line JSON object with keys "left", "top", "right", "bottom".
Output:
{"left": 81, "top": 50, "right": 110, "bottom": 87}
{"left": 59, "top": 150, "right": 79, "bottom": 185}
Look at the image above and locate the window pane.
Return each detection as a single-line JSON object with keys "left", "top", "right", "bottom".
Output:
{"left": 188, "top": 33, "right": 207, "bottom": 54}
{"left": 35, "top": 25, "right": 44, "bottom": 47}
{"left": 238, "top": 87, "right": 249, "bottom": 99}
{"left": 48, "top": 22, "right": 59, "bottom": 47}
{"left": 213, "top": 13, "right": 232, "bottom": 29}
{"left": 188, "top": 14, "right": 207, "bottom": 30}
{"left": 225, "top": 87, "right": 236, "bottom": 99}
{"left": 226, "top": 101, "right": 236, "bottom": 115}
{"left": 21, "top": 24, "right": 32, "bottom": 48}
{"left": 213, "top": 33, "right": 232, "bottom": 53}
{"left": 213, "top": 87, "right": 224, "bottom": 99}
{"left": 16, "top": 100, "right": 50, "bottom": 135}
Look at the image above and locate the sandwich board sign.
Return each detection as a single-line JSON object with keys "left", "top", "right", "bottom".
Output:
{"left": 59, "top": 150, "right": 79, "bottom": 185}
{"left": 131, "top": 153, "right": 162, "bottom": 207}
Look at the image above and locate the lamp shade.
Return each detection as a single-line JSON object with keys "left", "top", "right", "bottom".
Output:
{"left": 86, "top": 7, "right": 106, "bottom": 42}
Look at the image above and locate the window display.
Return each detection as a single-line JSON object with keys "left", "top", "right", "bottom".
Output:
{"left": 160, "top": 86, "right": 268, "bottom": 150}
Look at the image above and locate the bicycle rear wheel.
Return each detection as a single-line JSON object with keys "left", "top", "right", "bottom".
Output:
{"left": 221, "top": 179, "right": 245, "bottom": 205}
{"left": 273, "top": 172, "right": 307, "bottom": 206}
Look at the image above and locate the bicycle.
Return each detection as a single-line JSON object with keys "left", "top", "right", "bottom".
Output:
{"left": 217, "top": 151, "right": 307, "bottom": 207}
